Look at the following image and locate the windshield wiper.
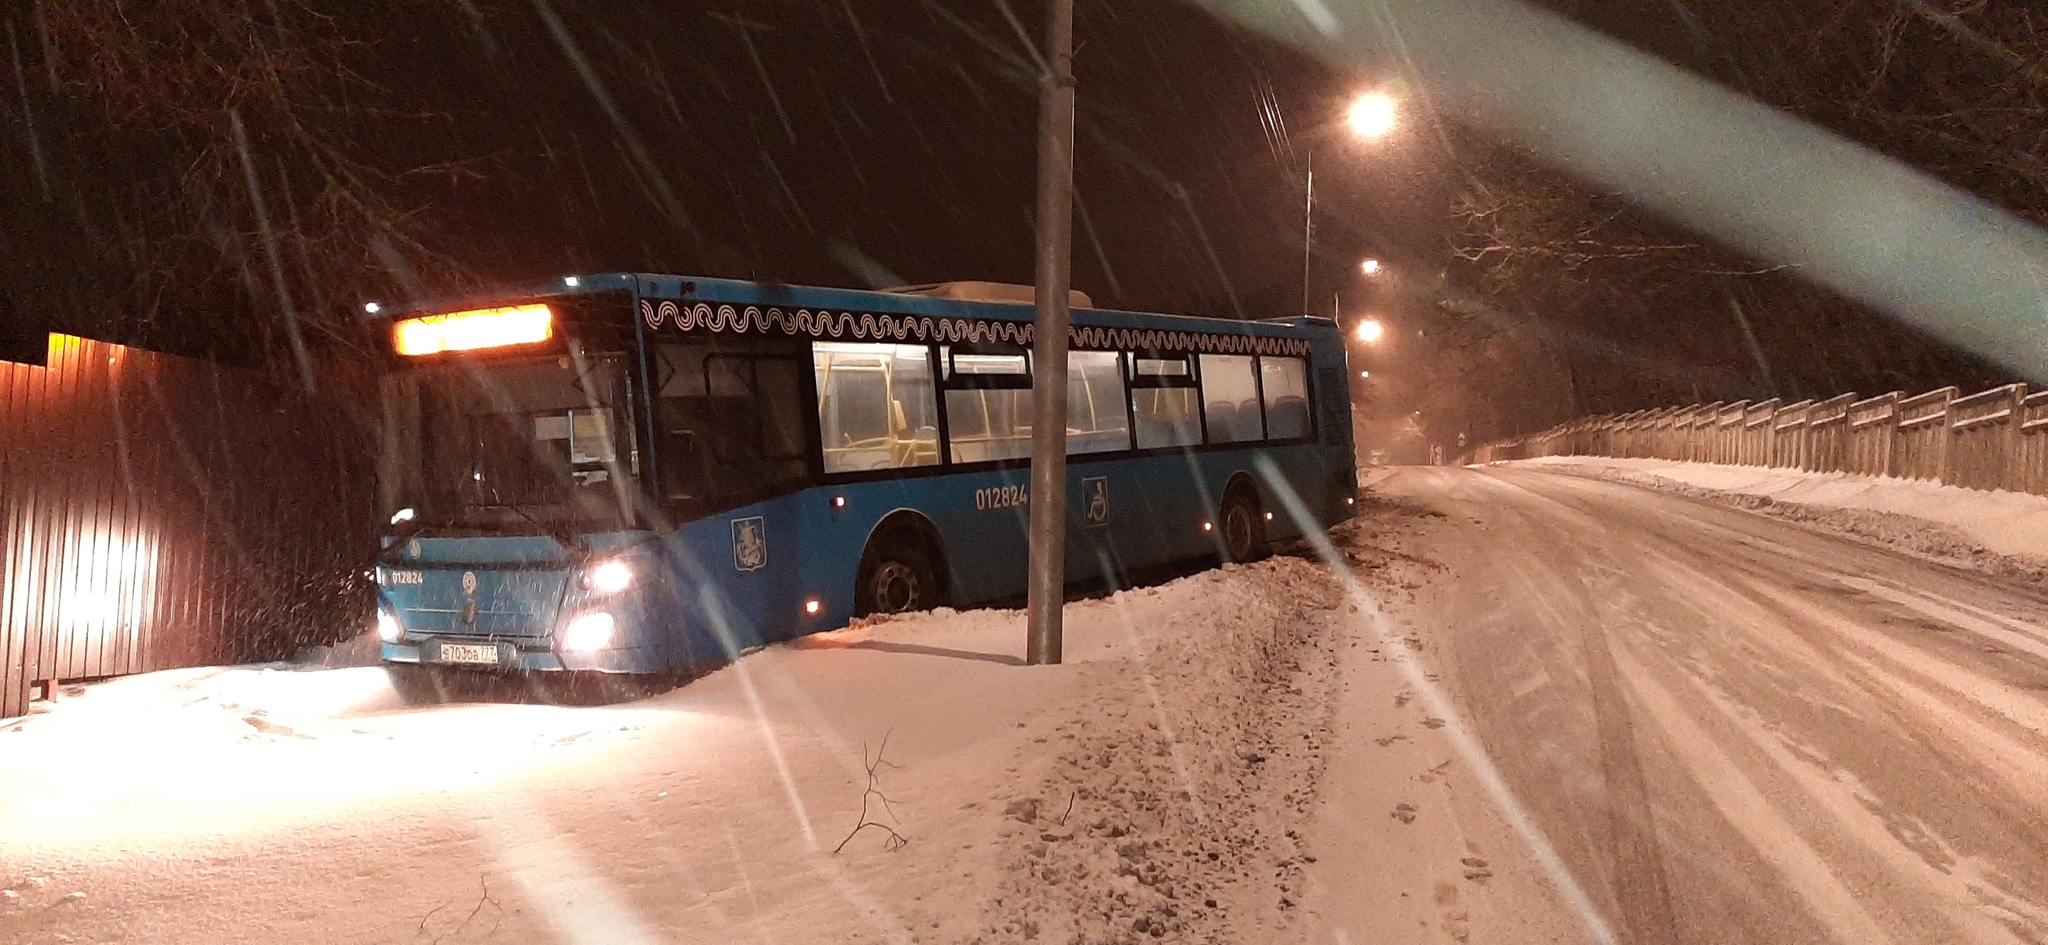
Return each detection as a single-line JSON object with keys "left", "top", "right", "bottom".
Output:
{"left": 479, "top": 500, "right": 591, "bottom": 561}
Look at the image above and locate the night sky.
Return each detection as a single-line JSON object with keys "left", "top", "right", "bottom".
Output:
{"left": 393, "top": 1, "right": 1394, "bottom": 317}
{"left": 3, "top": 0, "right": 2035, "bottom": 441}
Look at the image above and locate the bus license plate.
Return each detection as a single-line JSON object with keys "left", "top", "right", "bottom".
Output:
{"left": 438, "top": 643, "right": 498, "bottom": 665}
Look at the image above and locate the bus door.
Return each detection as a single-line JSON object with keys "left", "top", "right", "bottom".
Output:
{"left": 648, "top": 336, "right": 814, "bottom": 652}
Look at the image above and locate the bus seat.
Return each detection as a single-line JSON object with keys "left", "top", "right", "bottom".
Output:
{"left": 1235, "top": 399, "right": 1263, "bottom": 440}
{"left": 1268, "top": 397, "right": 1310, "bottom": 438}
{"left": 1206, "top": 402, "right": 1236, "bottom": 440}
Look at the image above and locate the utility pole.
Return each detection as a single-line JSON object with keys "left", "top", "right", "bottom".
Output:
{"left": 1301, "top": 150, "right": 1313, "bottom": 316}
{"left": 1025, "top": 0, "right": 1076, "bottom": 666}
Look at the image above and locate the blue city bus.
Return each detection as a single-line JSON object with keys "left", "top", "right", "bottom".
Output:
{"left": 370, "top": 274, "right": 1356, "bottom": 699}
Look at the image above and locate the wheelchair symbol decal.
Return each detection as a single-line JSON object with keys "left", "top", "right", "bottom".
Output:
{"left": 1082, "top": 477, "right": 1109, "bottom": 527}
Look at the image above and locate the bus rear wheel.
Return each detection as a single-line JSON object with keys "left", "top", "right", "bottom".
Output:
{"left": 857, "top": 542, "right": 940, "bottom": 616}
{"left": 1219, "top": 489, "right": 1267, "bottom": 563}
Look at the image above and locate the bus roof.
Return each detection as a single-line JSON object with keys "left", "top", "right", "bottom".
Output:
{"left": 373, "top": 272, "right": 1339, "bottom": 341}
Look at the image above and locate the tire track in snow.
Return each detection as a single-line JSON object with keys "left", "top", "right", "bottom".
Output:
{"left": 1373, "top": 466, "right": 2048, "bottom": 944}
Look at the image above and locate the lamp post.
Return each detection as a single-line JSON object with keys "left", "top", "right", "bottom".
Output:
{"left": 1302, "top": 90, "right": 1397, "bottom": 317}
{"left": 1025, "top": 0, "right": 1077, "bottom": 666}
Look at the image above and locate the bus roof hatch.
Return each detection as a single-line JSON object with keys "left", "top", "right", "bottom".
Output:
{"left": 883, "top": 281, "right": 1093, "bottom": 309}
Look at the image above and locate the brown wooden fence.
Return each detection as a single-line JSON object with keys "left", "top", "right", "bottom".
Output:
{"left": 2, "top": 334, "right": 379, "bottom": 719}
{"left": 1469, "top": 381, "right": 2048, "bottom": 500}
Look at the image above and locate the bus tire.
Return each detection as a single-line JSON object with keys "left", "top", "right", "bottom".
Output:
{"left": 856, "top": 537, "right": 943, "bottom": 617}
{"left": 530, "top": 671, "right": 660, "bottom": 706}
{"left": 1219, "top": 487, "right": 1267, "bottom": 563}
{"left": 387, "top": 663, "right": 452, "bottom": 705}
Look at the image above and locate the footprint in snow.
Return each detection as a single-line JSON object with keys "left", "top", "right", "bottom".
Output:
{"left": 242, "top": 716, "right": 313, "bottom": 739}
{"left": 1392, "top": 803, "right": 1418, "bottom": 824}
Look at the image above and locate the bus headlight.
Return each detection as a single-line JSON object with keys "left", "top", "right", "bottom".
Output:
{"left": 561, "top": 611, "right": 615, "bottom": 651}
{"left": 377, "top": 610, "right": 402, "bottom": 643}
{"left": 584, "top": 560, "right": 633, "bottom": 594}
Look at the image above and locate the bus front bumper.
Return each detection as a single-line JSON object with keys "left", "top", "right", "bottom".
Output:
{"left": 380, "top": 640, "right": 659, "bottom": 675}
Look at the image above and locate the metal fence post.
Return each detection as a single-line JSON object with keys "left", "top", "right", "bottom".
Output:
{"left": 1938, "top": 390, "right": 1957, "bottom": 486}
{"left": 2005, "top": 384, "right": 2029, "bottom": 492}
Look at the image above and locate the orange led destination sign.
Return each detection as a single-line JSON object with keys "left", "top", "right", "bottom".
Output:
{"left": 392, "top": 304, "right": 554, "bottom": 356}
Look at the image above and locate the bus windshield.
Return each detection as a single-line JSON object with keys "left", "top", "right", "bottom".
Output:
{"left": 406, "top": 350, "right": 640, "bottom": 530}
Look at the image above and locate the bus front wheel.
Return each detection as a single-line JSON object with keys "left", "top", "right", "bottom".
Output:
{"left": 387, "top": 664, "right": 453, "bottom": 705}
{"left": 1220, "top": 489, "right": 1267, "bottom": 563}
{"left": 857, "top": 541, "right": 941, "bottom": 616}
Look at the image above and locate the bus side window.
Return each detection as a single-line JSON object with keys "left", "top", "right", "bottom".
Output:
{"left": 1067, "top": 351, "right": 1130, "bottom": 454}
{"left": 1131, "top": 354, "right": 1200, "bottom": 449}
{"left": 1259, "top": 356, "right": 1313, "bottom": 440}
{"left": 1198, "top": 354, "right": 1263, "bottom": 444}
{"left": 814, "top": 342, "right": 940, "bottom": 473}
{"left": 941, "top": 344, "right": 1033, "bottom": 464}
{"left": 655, "top": 345, "right": 807, "bottom": 504}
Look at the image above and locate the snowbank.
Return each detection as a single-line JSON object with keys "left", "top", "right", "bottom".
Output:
{"left": 1514, "top": 456, "right": 2048, "bottom": 564}
{"left": 0, "top": 551, "right": 1362, "bottom": 944}
{"left": 973, "top": 557, "right": 1347, "bottom": 942}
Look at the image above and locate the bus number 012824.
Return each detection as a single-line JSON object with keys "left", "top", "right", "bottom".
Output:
{"left": 974, "top": 484, "right": 1030, "bottom": 511}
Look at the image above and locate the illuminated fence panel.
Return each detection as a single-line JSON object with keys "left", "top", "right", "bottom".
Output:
{"left": 1, "top": 335, "right": 377, "bottom": 718}
{"left": 2023, "top": 391, "right": 2048, "bottom": 498}
{"left": 1468, "top": 382, "right": 2042, "bottom": 502}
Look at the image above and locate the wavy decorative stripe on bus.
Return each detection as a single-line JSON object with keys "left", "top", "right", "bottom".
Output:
{"left": 638, "top": 299, "right": 1311, "bottom": 358}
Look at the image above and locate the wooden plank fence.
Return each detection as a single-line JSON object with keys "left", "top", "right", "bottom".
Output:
{"left": 1468, "top": 382, "right": 2048, "bottom": 500}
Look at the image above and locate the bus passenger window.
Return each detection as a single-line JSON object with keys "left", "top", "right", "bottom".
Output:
{"left": 1259, "top": 356, "right": 1313, "bottom": 440}
{"left": 945, "top": 387, "right": 1033, "bottom": 463}
{"left": 1131, "top": 354, "right": 1200, "bottom": 450}
{"left": 941, "top": 344, "right": 1033, "bottom": 464}
{"left": 654, "top": 343, "right": 808, "bottom": 506}
{"left": 814, "top": 343, "right": 940, "bottom": 473}
{"left": 1067, "top": 351, "right": 1129, "bottom": 454}
{"left": 1199, "top": 354, "right": 1263, "bottom": 443}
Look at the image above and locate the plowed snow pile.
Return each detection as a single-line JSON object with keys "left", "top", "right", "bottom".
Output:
{"left": 0, "top": 550, "right": 1375, "bottom": 945}
{"left": 969, "top": 558, "right": 1345, "bottom": 943}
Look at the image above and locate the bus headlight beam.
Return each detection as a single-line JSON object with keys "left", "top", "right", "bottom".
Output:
{"left": 561, "top": 612, "right": 616, "bottom": 652}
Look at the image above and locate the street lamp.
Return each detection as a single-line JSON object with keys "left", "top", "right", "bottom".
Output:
{"left": 1304, "top": 91, "right": 1399, "bottom": 315}
{"left": 1346, "top": 91, "right": 1398, "bottom": 140}
{"left": 1356, "top": 319, "right": 1385, "bottom": 344}
{"left": 1360, "top": 258, "right": 1381, "bottom": 275}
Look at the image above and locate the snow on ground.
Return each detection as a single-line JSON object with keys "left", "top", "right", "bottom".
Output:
{"left": 1512, "top": 455, "right": 2048, "bottom": 569}
{"left": 38, "top": 466, "right": 2037, "bottom": 944}
{"left": 0, "top": 541, "right": 1403, "bottom": 945}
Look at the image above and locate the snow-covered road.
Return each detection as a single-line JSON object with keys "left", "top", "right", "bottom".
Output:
{"left": 1305, "top": 466, "right": 2048, "bottom": 944}
{"left": 5, "top": 464, "right": 2047, "bottom": 944}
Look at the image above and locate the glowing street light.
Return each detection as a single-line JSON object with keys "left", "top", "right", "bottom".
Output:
{"left": 1356, "top": 319, "right": 1386, "bottom": 344}
{"left": 1303, "top": 90, "right": 1401, "bottom": 315}
{"left": 1360, "top": 258, "right": 1381, "bottom": 275}
{"left": 1346, "top": 91, "right": 1398, "bottom": 141}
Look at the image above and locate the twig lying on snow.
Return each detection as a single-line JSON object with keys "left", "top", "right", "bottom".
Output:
{"left": 418, "top": 874, "right": 502, "bottom": 943}
{"left": 1059, "top": 790, "right": 1077, "bottom": 826}
{"left": 834, "top": 731, "right": 909, "bottom": 854}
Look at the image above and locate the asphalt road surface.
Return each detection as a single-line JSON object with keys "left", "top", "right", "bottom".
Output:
{"left": 1305, "top": 465, "right": 2048, "bottom": 945}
